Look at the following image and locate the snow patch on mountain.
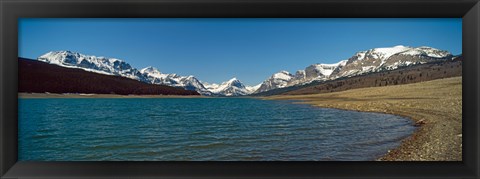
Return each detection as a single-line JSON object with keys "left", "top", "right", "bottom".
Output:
{"left": 313, "top": 60, "right": 348, "bottom": 77}
{"left": 273, "top": 71, "right": 293, "bottom": 81}
{"left": 370, "top": 45, "right": 411, "bottom": 60}
{"left": 399, "top": 46, "right": 452, "bottom": 58}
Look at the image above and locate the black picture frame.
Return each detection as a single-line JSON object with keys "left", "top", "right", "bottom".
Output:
{"left": 1, "top": 0, "right": 479, "bottom": 178}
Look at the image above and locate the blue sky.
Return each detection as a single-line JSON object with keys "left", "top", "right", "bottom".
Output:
{"left": 19, "top": 18, "right": 462, "bottom": 86}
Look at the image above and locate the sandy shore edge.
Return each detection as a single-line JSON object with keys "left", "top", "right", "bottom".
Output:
{"left": 263, "top": 77, "right": 462, "bottom": 161}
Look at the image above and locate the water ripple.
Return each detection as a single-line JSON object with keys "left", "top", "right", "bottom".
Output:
{"left": 19, "top": 98, "right": 416, "bottom": 161}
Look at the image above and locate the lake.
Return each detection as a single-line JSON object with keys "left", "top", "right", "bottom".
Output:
{"left": 18, "top": 97, "right": 416, "bottom": 161}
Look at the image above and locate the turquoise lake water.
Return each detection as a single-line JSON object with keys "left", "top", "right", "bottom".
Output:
{"left": 18, "top": 98, "right": 416, "bottom": 161}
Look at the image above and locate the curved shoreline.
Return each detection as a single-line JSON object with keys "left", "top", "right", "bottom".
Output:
{"left": 287, "top": 101, "right": 419, "bottom": 161}
{"left": 263, "top": 77, "right": 462, "bottom": 161}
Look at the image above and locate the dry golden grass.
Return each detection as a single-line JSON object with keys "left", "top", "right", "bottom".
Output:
{"left": 264, "top": 76, "right": 462, "bottom": 161}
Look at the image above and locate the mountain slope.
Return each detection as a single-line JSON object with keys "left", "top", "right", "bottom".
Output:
{"left": 255, "top": 71, "right": 294, "bottom": 93}
{"left": 252, "top": 58, "right": 461, "bottom": 96}
{"left": 254, "top": 61, "right": 348, "bottom": 93}
{"left": 252, "top": 45, "right": 455, "bottom": 94}
{"left": 38, "top": 51, "right": 148, "bottom": 82}
{"left": 332, "top": 45, "right": 453, "bottom": 77}
{"left": 140, "top": 66, "right": 213, "bottom": 95}
{"left": 19, "top": 58, "right": 199, "bottom": 96}
{"left": 290, "top": 60, "right": 348, "bottom": 86}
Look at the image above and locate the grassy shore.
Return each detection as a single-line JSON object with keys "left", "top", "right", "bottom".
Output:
{"left": 18, "top": 93, "right": 209, "bottom": 99}
{"left": 264, "top": 76, "right": 462, "bottom": 161}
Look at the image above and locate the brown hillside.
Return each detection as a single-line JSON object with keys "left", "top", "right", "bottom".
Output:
{"left": 18, "top": 58, "right": 200, "bottom": 96}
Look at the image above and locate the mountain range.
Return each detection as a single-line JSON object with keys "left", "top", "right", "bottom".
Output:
{"left": 36, "top": 45, "right": 456, "bottom": 96}
{"left": 19, "top": 58, "right": 199, "bottom": 96}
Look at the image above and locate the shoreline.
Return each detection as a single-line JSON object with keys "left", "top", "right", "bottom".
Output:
{"left": 18, "top": 77, "right": 462, "bottom": 161}
{"left": 263, "top": 76, "right": 462, "bottom": 161}
{"left": 18, "top": 93, "right": 209, "bottom": 99}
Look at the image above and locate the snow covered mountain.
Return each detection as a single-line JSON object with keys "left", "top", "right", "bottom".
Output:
{"left": 204, "top": 78, "right": 258, "bottom": 96}
{"left": 37, "top": 51, "right": 258, "bottom": 96}
{"left": 140, "top": 66, "right": 213, "bottom": 95}
{"left": 140, "top": 67, "right": 259, "bottom": 96}
{"left": 255, "top": 71, "right": 295, "bottom": 93}
{"left": 253, "top": 45, "right": 455, "bottom": 94}
{"left": 38, "top": 51, "right": 215, "bottom": 95}
{"left": 254, "top": 61, "right": 347, "bottom": 93}
{"left": 305, "top": 61, "right": 345, "bottom": 79}
{"left": 332, "top": 45, "right": 454, "bottom": 77}
{"left": 38, "top": 51, "right": 147, "bottom": 82}
{"left": 290, "top": 60, "right": 348, "bottom": 86}
{"left": 37, "top": 45, "right": 455, "bottom": 96}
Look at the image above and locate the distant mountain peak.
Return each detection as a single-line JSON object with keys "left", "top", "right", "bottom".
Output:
{"left": 206, "top": 77, "right": 254, "bottom": 96}
{"left": 272, "top": 71, "right": 293, "bottom": 80}
{"left": 220, "top": 77, "right": 242, "bottom": 87}
{"left": 140, "top": 66, "right": 161, "bottom": 74}
{"left": 142, "top": 66, "right": 156, "bottom": 70}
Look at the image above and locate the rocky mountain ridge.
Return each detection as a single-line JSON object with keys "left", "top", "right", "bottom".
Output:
{"left": 38, "top": 51, "right": 256, "bottom": 96}
{"left": 253, "top": 45, "right": 454, "bottom": 93}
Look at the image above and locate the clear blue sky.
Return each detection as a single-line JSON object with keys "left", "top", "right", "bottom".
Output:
{"left": 19, "top": 18, "right": 462, "bottom": 86}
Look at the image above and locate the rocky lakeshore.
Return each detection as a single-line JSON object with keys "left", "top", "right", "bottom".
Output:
{"left": 264, "top": 77, "right": 462, "bottom": 161}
